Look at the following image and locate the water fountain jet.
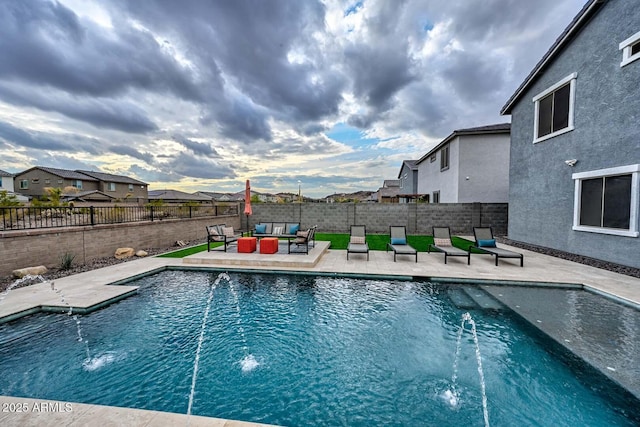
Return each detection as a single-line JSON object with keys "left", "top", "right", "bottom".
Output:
{"left": 444, "top": 312, "right": 490, "bottom": 427}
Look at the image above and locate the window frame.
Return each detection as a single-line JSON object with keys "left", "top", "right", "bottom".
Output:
{"left": 19, "top": 179, "right": 29, "bottom": 189}
{"left": 440, "top": 144, "right": 450, "bottom": 171}
{"left": 532, "top": 73, "right": 577, "bottom": 144}
{"left": 72, "top": 180, "right": 83, "bottom": 190}
{"left": 430, "top": 154, "right": 436, "bottom": 163}
{"left": 572, "top": 164, "right": 639, "bottom": 237}
{"left": 432, "top": 191, "right": 440, "bottom": 204}
{"left": 620, "top": 31, "right": 640, "bottom": 67}
{"left": 107, "top": 182, "right": 116, "bottom": 192}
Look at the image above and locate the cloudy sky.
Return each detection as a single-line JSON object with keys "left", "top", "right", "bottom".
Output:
{"left": 0, "top": 0, "right": 586, "bottom": 198}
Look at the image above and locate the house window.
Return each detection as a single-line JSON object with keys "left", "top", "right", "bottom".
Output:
{"left": 107, "top": 182, "right": 116, "bottom": 191}
{"left": 432, "top": 191, "right": 440, "bottom": 204}
{"left": 440, "top": 145, "right": 449, "bottom": 171}
{"left": 20, "top": 179, "right": 28, "bottom": 189}
{"left": 72, "top": 180, "right": 83, "bottom": 190}
{"left": 57, "top": 179, "right": 63, "bottom": 184}
{"left": 620, "top": 31, "right": 640, "bottom": 67}
{"left": 430, "top": 154, "right": 436, "bottom": 163}
{"left": 44, "top": 179, "right": 51, "bottom": 185}
{"left": 128, "top": 184, "right": 134, "bottom": 191}
{"left": 572, "top": 164, "right": 639, "bottom": 237}
{"left": 31, "top": 178, "right": 40, "bottom": 184}
{"left": 533, "top": 73, "right": 576, "bottom": 143}
{"left": 0, "top": 177, "right": 2, "bottom": 187}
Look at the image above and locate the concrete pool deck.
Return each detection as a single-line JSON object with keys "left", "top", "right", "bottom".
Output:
{"left": 1, "top": 241, "right": 639, "bottom": 426}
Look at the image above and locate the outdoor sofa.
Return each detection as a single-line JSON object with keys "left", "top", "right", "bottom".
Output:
{"left": 206, "top": 224, "right": 242, "bottom": 252}
{"left": 288, "top": 225, "right": 317, "bottom": 254}
{"left": 251, "top": 222, "right": 301, "bottom": 239}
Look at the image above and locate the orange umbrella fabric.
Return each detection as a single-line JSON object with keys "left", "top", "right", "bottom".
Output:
{"left": 244, "top": 179, "right": 252, "bottom": 216}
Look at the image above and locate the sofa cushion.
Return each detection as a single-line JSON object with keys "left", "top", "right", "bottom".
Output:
{"left": 287, "top": 224, "right": 300, "bottom": 234}
{"left": 255, "top": 224, "right": 267, "bottom": 234}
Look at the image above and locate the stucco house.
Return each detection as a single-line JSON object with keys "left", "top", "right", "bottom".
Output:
{"left": 14, "top": 166, "right": 148, "bottom": 203}
{"left": 415, "top": 123, "right": 511, "bottom": 203}
{"left": 501, "top": 0, "right": 639, "bottom": 268}
{"left": 0, "top": 169, "right": 15, "bottom": 193}
{"left": 397, "top": 160, "right": 422, "bottom": 203}
{"left": 376, "top": 180, "right": 401, "bottom": 203}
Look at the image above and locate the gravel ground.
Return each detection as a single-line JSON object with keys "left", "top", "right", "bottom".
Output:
{"left": 0, "top": 239, "right": 207, "bottom": 293}
{"left": 2, "top": 237, "right": 638, "bottom": 292}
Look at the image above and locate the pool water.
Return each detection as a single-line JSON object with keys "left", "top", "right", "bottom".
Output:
{"left": 0, "top": 270, "right": 637, "bottom": 426}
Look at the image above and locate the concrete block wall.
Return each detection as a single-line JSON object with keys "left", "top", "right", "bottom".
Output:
{"left": 247, "top": 203, "right": 508, "bottom": 236}
{"left": 0, "top": 215, "right": 239, "bottom": 278}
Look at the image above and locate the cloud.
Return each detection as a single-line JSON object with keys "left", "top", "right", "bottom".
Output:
{"left": 0, "top": 0, "right": 587, "bottom": 197}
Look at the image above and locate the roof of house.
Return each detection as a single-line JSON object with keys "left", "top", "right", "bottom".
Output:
{"left": 77, "top": 170, "right": 147, "bottom": 185}
{"left": 62, "top": 190, "right": 116, "bottom": 201}
{"left": 17, "top": 166, "right": 148, "bottom": 185}
{"left": 0, "top": 169, "right": 13, "bottom": 177}
{"left": 383, "top": 179, "right": 400, "bottom": 188}
{"left": 23, "top": 166, "right": 99, "bottom": 181}
{"left": 148, "top": 189, "right": 212, "bottom": 201}
{"left": 416, "top": 123, "right": 511, "bottom": 165}
{"left": 501, "top": 0, "right": 606, "bottom": 114}
{"left": 397, "top": 160, "right": 418, "bottom": 178}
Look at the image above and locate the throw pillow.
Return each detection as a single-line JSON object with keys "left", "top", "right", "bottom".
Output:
{"left": 255, "top": 224, "right": 267, "bottom": 234}
{"left": 350, "top": 236, "right": 365, "bottom": 244}
{"left": 288, "top": 224, "right": 300, "bottom": 234}
{"left": 222, "top": 227, "right": 235, "bottom": 237}
{"left": 208, "top": 227, "right": 219, "bottom": 236}
{"left": 391, "top": 237, "right": 406, "bottom": 245}
{"left": 477, "top": 239, "right": 496, "bottom": 248}
{"left": 273, "top": 226, "right": 283, "bottom": 235}
{"left": 297, "top": 230, "right": 309, "bottom": 238}
{"left": 433, "top": 238, "right": 451, "bottom": 247}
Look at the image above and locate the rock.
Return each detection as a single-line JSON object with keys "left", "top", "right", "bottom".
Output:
{"left": 114, "top": 247, "right": 135, "bottom": 259}
{"left": 135, "top": 250, "right": 148, "bottom": 257}
{"left": 12, "top": 265, "right": 48, "bottom": 278}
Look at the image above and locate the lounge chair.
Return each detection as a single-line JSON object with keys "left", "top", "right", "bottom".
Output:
{"left": 386, "top": 226, "right": 417, "bottom": 262}
{"left": 288, "top": 225, "right": 316, "bottom": 254}
{"left": 428, "top": 227, "right": 470, "bottom": 264}
{"left": 472, "top": 227, "right": 524, "bottom": 266}
{"left": 347, "top": 225, "right": 369, "bottom": 260}
{"left": 206, "top": 224, "right": 241, "bottom": 252}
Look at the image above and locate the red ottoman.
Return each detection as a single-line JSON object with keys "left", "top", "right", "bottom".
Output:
{"left": 238, "top": 237, "right": 257, "bottom": 253}
{"left": 260, "top": 237, "right": 279, "bottom": 254}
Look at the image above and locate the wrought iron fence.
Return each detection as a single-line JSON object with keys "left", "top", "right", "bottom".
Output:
{"left": 0, "top": 204, "right": 239, "bottom": 231}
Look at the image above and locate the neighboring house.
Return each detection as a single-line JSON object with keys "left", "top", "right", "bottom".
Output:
{"left": 501, "top": 0, "right": 640, "bottom": 268}
{"left": 63, "top": 190, "right": 116, "bottom": 204}
{"left": 415, "top": 123, "right": 511, "bottom": 203}
{"left": 377, "top": 180, "right": 400, "bottom": 203}
{"left": 148, "top": 189, "right": 212, "bottom": 204}
{"left": 0, "top": 169, "right": 15, "bottom": 193}
{"left": 14, "top": 166, "right": 148, "bottom": 202}
{"left": 397, "top": 160, "right": 422, "bottom": 203}
{"left": 76, "top": 170, "right": 148, "bottom": 202}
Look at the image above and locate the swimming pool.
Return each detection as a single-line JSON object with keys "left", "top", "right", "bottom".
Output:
{"left": 0, "top": 270, "right": 638, "bottom": 426}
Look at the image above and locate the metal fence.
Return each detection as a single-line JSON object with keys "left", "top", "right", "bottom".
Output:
{"left": 0, "top": 204, "right": 239, "bottom": 231}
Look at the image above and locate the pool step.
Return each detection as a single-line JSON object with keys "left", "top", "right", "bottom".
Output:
{"left": 447, "top": 287, "right": 478, "bottom": 309}
{"left": 461, "top": 286, "right": 504, "bottom": 311}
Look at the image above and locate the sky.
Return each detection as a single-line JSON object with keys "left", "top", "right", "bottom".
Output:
{"left": 0, "top": 0, "right": 586, "bottom": 198}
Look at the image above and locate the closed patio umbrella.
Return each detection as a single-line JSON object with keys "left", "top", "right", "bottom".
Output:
{"left": 244, "top": 179, "right": 252, "bottom": 216}
{"left": 244, "top": 180, "right": 252, "bottom": 232}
